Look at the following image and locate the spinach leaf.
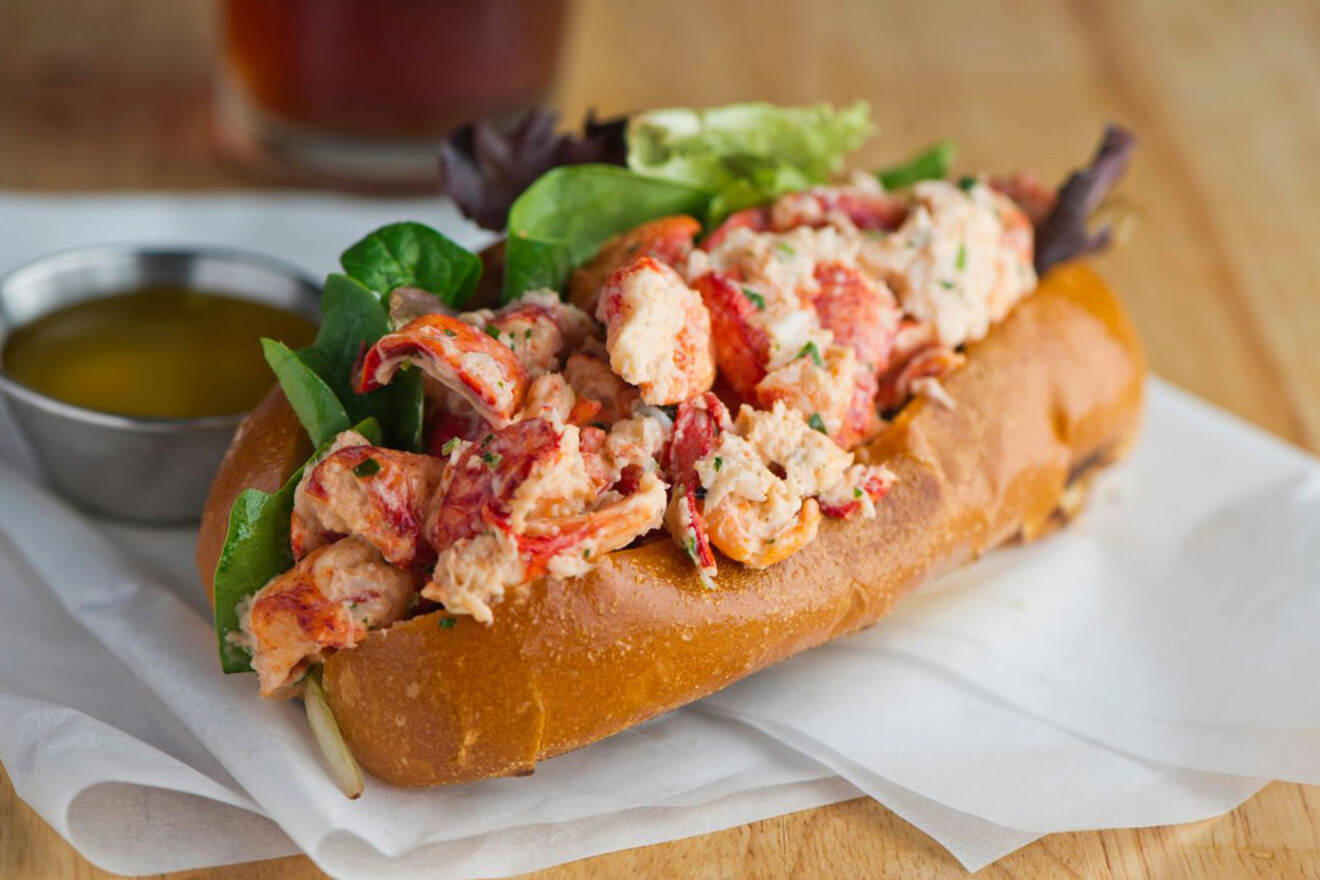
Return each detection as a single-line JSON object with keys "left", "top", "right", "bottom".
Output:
{"left": 385, "top": 373, "right": 425, "bottom": 454}
{"left": 296, "top": 274, "right": 389, "bottom": 403}
{"left": 877, "top": 140, "right": 956, "bottom": 190}
{"left": 294, "top": 274, "right": 425, "bottom": 451}
{"left": 213, "top": 484, "right": 296, "bottom": 672}
{"left": 503, "top": 164, "right": 710, "bottom": 300}
{"left": 260, "top": 339, "right": 349, "bottom": 447}
{"left": 340, "top": 222, "right": 482, "bottom": 308}
{"left": 213, "top": 419, "right": 382, "bottom": 673}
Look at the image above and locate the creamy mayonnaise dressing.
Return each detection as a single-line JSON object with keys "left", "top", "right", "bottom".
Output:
{"left": 755, "top": 343, "right": 859, "bottom": 438}
{"left": 860, "top": 179, "right": 1036, "bottom": 347}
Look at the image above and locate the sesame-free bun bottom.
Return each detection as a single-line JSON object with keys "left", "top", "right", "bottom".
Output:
{"left": 199, "top": 262, "right": 1145, "bottom": 786}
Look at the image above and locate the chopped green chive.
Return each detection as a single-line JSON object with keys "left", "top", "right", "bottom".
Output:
{"left": 583, "top": 548, "right": 592, "bottom": 559}
{"left": 438, "top": 617, "right": 456, "bottom": 629}
{"left": 482, "top": 451, "right": 503, "bottom": 468}
{"left": 955, "top": 242, "right": 967, "bottom": 271}
{"left": 774, "top": 241, "right": 797, "bottom": 258}
{"left": 685, "top": 536, "right": 698, "bottom": 560}
{"left": 484, "top": 324, "right": 501, "bottom": 340}
{"left": 742, "top": 287, "right": 766, "bottom": 310}
{"left": 352, "top": 457, "right": 381, "bottom": 478}
{"left": 798, "top": 340, "right": 824, "bottom": 367}
{"left": 441, "top": 437, "right": 461, "bottom": 455}
{"left": 808, "top": 413, "right": 828, "bottom": 434}
{"left": 957, "top": 175, "right": 977, "bottom": 193}
{"left": 481, "top": 433, "right": 494, "bottom": 447}
{"left": 443, "top": 328, "right": 458, "bottom": 338}
{"left": 853, "top": 487, "right": 864, "bottom": 498}
{"left": 939, "top": 280, "right": 955, "bottom": 290}
{"left": 524, "top": 329, "right": 532, "bottom": 339}
{"left": 713, "top": 456, "right": 723, "bottom": 471}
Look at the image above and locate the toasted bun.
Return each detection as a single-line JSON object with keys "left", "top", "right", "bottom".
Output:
{"left": 197, "top": 386, "right": 311, "bottom": 605}
{"left": 199, "top": 262, "right": 1145, "bottom": 787}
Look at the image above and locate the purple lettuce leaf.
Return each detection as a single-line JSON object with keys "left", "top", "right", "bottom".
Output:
{"left": 1034, "top": 124, "right": 1137, "bottom": 274}
{"left": 439, "top": 107, "right": 628, "bottom": 231}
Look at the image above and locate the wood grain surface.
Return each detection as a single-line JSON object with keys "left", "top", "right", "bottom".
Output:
{"left": 1, "top": 0, "right": 1317, "bottom": 877}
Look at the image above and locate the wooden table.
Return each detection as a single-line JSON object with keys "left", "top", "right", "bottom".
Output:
{"left": 1, "top": 0, "right": 1317, "bottom": 877}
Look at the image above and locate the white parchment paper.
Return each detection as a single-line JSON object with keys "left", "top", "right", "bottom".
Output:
{"left": 0, "top": 194, "right": 1310, "bottom": 879}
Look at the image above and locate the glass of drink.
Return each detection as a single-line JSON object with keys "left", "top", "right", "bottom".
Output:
{"left": 214, "top": 0, "right": 568, "bottom": 191}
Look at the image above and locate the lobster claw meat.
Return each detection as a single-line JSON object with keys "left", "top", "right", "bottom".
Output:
{"left": 569, "top": 215, "right": 701, "bottom": 313}
{"left": 292, "top": 440, "right": 446, "bottom": 568}
{"left": 240, "top": 537, "right": 415, "bottom": 698}
{"left": 691, "top": 271, "right": 771, "bottom": 400}
{"left": 357, "top": 313, "right": 530, "bottom": 428}
{"left": 424, "top": 417, "right": 566, "bottom": 550}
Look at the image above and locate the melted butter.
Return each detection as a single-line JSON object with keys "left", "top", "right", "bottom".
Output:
{"left": 3, "top": 286, "right": 317, "bottom": 418}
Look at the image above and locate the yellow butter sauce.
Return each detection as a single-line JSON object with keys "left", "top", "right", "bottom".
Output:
{"left": 2, "top": 287, "right": 317, "bottom": 418}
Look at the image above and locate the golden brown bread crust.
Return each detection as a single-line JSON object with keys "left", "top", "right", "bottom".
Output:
{"left": 197, "top": 387, "right": 311, "bottom": 605}
{"left": 198, "top": 262, "right": 1145, "bottom": 788}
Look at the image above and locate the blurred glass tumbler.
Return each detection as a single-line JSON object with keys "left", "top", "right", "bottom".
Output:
{"left": 214, "top": 0, "right": 568, "bottom": 190}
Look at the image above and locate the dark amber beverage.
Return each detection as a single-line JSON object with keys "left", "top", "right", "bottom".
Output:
{"left": 216, "top": 0, "right": 568, "bottom": 188}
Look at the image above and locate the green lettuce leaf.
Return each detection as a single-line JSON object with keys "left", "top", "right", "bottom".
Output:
{"left": 626, "top": 102, "right": 873, "bottom": 223}
{"left": 503, "top": 164, "right": 710, "bottom": 300}
{"left": 877, "top": 140, "right": 956, "bottom": 190}
{"left": 340, "top": 222, "right": 482, "bottom": 308}
{"left": 213, "top": 418, "right": 383, "bottom": 673}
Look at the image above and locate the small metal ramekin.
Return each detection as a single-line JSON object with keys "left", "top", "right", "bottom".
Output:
{"left": 0, "top": 246, "right": 320, "bottom": 524}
